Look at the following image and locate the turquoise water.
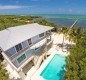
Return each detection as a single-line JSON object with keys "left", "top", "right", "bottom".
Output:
{"left": 32, "top": 14, "right": 86, "bottom": 19}
{"left": 40, "top": 54, "right": 66, "bottom": 80}
{"left": 32, "top": 14, "right": 86, "bottom": 28}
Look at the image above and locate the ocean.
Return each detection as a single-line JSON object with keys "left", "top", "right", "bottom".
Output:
{"left": 32, "top": 14, "right": 86, "bottom": 28}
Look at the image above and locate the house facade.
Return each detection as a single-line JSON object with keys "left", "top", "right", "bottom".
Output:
{"left": 0, "top": 23, "right": 53, "bottom": 79}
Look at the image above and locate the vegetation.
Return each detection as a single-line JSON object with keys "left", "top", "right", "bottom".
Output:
{"left": 33, "top": 19, "right": 57, "bottom": 31}
{"left": 0, "top": 62, "right": 9, "bottom": 80}
{"left": 67, "top": 27, "right": 84, "bottom": 43}
{"left": 60, "top": 27, "right": 86, "bottom": 80}
{"left": 58, "top": 27, "right": 68, "bottom": 46}
{"left": 0, "top": 15, "right": 57, "bottom": 31}
{"left": 0, "top": 15, "right": 41, "bottom": 30}
{"left": 0, "top": 15, "right": 86, "bottom": 80}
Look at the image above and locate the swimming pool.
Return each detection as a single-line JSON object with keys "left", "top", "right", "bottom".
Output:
{"left": 40, "top": 54, "right": 66, "bottom": 80}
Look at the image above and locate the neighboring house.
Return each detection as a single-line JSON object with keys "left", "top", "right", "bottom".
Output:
{"left": 0, "top": 23, "right": 53, "bottom": 79}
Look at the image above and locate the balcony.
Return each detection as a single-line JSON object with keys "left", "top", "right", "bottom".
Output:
{"left": 12, "top": 37, "right": 53, "bottom": 68}
{"left": 5, "top": 32, "right": 51, "bottom": 60}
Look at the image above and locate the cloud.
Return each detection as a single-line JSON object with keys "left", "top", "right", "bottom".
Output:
{"left": 0, "top": 5, "right": 32, "bottom": 10}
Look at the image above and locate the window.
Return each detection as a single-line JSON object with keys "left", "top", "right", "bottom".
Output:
{"left": 17, "top": 54, "right": 26, "bottom": 63}
{"left": 39, "top": 33, "right": 44, "bottom": 38}
{"left": 35, "top": 47, "right": 39, "bottom": 50}
{"left": 15, "top": 43, "right": 22, "bottom": 52}
{"left": 28, "top": 39, "right": 32, "bottom": 45}
{"left": 22, "top": 40, "right": 29, "bottom": 49}
{"left": 25, "top": 49, "right": 33, "bottom": 57}
{"left": 7, "top": 47, "right": 16, "bottom": 57}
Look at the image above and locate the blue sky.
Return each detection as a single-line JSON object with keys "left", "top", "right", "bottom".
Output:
{"left": 0, "top": 0, "right": 86, "bottom": 14}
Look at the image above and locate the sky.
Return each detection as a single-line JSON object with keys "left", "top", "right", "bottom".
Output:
{"left": 0, "top": 0, "right": 86, "bottom": 15}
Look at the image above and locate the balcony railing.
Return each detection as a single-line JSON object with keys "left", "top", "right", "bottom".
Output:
{"left": 12, "top": 39, "right": 53, "bottom": 68}
{"left": 5, "top": 32, "right": 52, "bottom": 61}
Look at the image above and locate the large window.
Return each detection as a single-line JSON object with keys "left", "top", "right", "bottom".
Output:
{"left": 7, "top": 47, "right": 16, "bottom": 57}
{"left": 22, "top": 40, "right": 29, "bottom": 49}
{"left": 15, "top": 43, "right": 22, "bottom": 52}
{"left": 25, "top": 49, "right": 34, "bottom": 57}
{"left": 28, "top": 39, "right": 32, "bottom": 45}
{"left": 17, "top": 54, "right": 26, "bottom": 63}
{"left": 39, "top": 33, "right": 44, "bottom": 38}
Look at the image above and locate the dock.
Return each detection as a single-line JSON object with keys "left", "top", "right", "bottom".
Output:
{"left": 70, "top": 19, "right": 78, "bottom": 28}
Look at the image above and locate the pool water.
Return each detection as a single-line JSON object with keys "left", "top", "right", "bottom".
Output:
{"left": 40, "top": 54, "right": 66, "bottom": 80}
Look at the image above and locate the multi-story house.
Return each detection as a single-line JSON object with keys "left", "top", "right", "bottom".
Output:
{"left": 0, "top": 23, "right": 53, "bottom": 79}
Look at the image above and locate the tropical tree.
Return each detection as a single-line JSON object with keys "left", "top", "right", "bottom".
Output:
{"left": 65, "top": 28, "right": 86, "bottom": 80}
{"left": 0, "top": 15, "right": 41, "bottom": 30}
{"left": 58, "top": 27, "right": 69, "bottom": 46}
{"left": 67, "top": 27, "right": 84, "bottom": 43}
{"left": 0, "top": 62, "right": 9, "bottom": 80}
{"left": 34, "top": 19, "right": 57, "bottom": 31}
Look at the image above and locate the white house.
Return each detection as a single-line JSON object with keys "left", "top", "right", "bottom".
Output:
{"left": 0, "top": 23, "right": 53, "bottom": 79}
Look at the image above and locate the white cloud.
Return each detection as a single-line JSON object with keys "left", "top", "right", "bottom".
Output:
{"left": 0, "top": 5, "right": 32, "bottom": 9}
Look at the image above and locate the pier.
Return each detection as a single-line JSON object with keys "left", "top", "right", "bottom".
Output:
{"left": 70, "top": 19, "right": 78, "bottom": 28}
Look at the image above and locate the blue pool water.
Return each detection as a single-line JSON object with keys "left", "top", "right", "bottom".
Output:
{"left": 40, "top": 54, "right": 66, "bottom": 80}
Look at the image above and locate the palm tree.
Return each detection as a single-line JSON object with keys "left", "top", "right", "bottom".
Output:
{"left": 0, "top": 62, "right": 9, "bottom": 80}
{"left": 67, "top": 27, "right": 84, "bottom": 43}
{"left": 58, "top": 27, "right": 69, "bottom": 46}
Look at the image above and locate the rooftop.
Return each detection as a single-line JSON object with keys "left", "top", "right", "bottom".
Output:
{"left": 0, "top": 23, "right": 53, "bottom": 51}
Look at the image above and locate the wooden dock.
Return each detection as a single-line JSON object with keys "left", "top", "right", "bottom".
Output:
{"left": 70, "top": 19, "right": 78, "bottom": 28}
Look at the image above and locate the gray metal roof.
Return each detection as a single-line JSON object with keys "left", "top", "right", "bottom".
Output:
{"left": 0, "top": 23, "right": 53, "bottom": 51}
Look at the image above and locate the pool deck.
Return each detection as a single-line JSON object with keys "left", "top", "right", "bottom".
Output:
{"left": 31, "top": 51, "right": 56, "bottom": 80}
{"left": 31, "top": 47, "right": 68, "bottom": 80}
{"left": 31, "top": 33, "right": 71, "bottom": 80}
{"left": 5, "top": 33, "right": 73, "bottom": 80}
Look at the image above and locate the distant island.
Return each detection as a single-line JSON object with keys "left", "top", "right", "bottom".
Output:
{"left": 0, "top": 15, "right": 57, "bottom": 31}
{"left": 0, "top": 15, "right": 40, "bottom": 30}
